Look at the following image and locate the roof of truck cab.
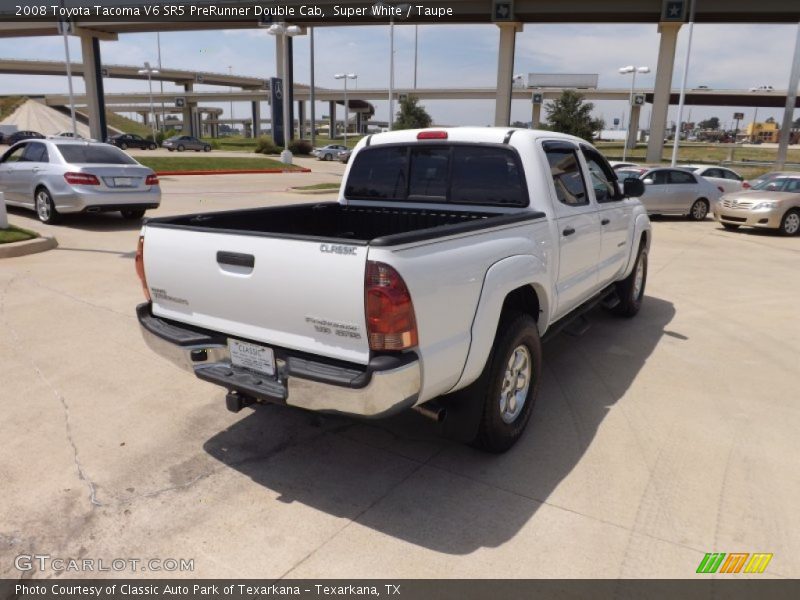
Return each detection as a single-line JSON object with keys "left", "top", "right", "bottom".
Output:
{"left": 363, "top": 127, "right": 584, "bottom": 146}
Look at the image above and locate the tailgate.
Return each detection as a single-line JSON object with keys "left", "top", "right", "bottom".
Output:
{"left": 142, "top": 226, "right": 370, "bottom": 364}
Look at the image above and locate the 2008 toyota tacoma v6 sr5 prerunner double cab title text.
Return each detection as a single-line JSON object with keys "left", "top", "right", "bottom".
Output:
{"left": 135, "top": 128, "right": 650, "bottom": 452}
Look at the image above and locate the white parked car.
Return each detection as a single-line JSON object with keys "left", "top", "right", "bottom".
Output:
{"left": 312, "top": 144, "right": 347, "bottom": 161}
{"left": 620, "top": 167, "right": 722, "bottom": 220}
{"left": 749, "top": 85, "right": 774, "bottom": 92}
{"left": 135, "top": 127, "right": 651, "bottom": 452}
{"left": 684, "top": 164, "right": 744, "bottom": 194}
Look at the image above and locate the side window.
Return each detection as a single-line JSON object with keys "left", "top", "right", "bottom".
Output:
{"left": 581, "top": 146, "right": 619, "bottom": 202}
{"left": 22, "top": 143, "right": 48, "bottom": 163}
{"left": 784, "top": 179, "right": 800, "bottom": 193}
{"left": 669, "top": 170, "right": 696, "bottom": 184}
{"left": 1, "top": 144, "right": 27, "bottom": 163}
{"left": 723, "top": 169, "right": 742, "bottom": 181}
{"left": 544, "top": 146, "right": 589, "bottom": 207}
{"left": 703, "top": 168, "right": 721, "bottom": 178}
{"left": 648, "top": 170, "right": 669, "bottom": 185}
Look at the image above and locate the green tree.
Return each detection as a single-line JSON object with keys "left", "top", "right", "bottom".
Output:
{"left": 698, "top": 117, "right": 720, "bottom": 130}
{"left": 544, "top": 90, "right": 601, "bottom": 141}
{"left": 394, "top": 95, "right": 433, "bottom": 130}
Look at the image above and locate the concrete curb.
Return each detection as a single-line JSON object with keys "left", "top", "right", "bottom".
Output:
{"left": 289, "top": 187, "right": 340, "bottom": 195}
{"left": 156, "top": 168, "right": 311, "bottom": 176}
{"left": 0, "top": 234, "right": 58, "bottom": 259}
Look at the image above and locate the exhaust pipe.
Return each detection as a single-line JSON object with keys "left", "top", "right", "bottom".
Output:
{"left": 413, "top": 400, "right": 447, "bottom": 423}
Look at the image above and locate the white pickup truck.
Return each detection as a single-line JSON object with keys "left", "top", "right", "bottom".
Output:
{"left": 136, "top": 128, "right": 650, "bottom": 452}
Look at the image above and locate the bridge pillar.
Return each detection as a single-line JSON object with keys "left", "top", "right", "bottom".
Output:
{"left": 251, "top": 101, "right": 261, "bottom": 138}
{"left": 627, "top": 104, "right": 641, "bottom": 149}
{"left": 79, "top": 35, "right": 107, "bottom": 141}
{"left": 494, "top": 22, "right": 523, "bottom": 127}
{"left": 531, "top": 103, "right": 542, "bottom": 128}
{"left": 182, "top": 83, "right": 194, "bottom": 136}
{"left": 329, "top": 101, "right": 336, "bottom": 138}
{"left": 298, "top": 101, "right": 306, "bottom": 139}
{"left": 356, "top": 111, "right": 364, "bottom": 134}
{"left": 646, "top": 22, "right": 681, "bottom": 163}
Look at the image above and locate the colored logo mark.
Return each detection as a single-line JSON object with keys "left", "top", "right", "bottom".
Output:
{"left": 696, "top": 552, "right": 773, "bottom": 574}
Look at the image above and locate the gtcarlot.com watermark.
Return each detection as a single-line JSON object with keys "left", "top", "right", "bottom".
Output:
{"left": 15, "top": 554, "right": 194, "bottom": 573}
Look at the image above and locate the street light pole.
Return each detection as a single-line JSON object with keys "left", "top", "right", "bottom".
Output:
{"left": 157, "top": 32, "right": 165, "bottom": 133}
{"left": 619, "top": 65, "right": 649, "bottom": 162}
{"left": 310, "top": 27, "right": 316, "bottom": 147}
{"left": 413, "top": 25, "right": 418, "bottom": 89}
{"left": 138, "top": 62, "right": 159, "bottom": 143}
{"left": 671, "top": 0, "right": 697, "bottom": 167}
{"left": 335, "top": 73, "right": 357, "bottom": 146}
{"left": 389, "top": 16, "right": 395, "bottom": 130}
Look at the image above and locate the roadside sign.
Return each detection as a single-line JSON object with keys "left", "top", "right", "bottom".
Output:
{"left": 195, "top": 74, "right": 204, "bottom": 83}
{"left": 662, "top": 0, "right": 687, "bottom": 22}
{"left": 613, "top": 118, "right": 620, "bottom": 126}
{"left": 175, "top": 97, "right": 186, "bottom": 108}
{"left": 399, "top": 94, "right": 408, "bottom": 102}
{"left": 56, "top": 18, "right": 73, "bottom": 35}
{"left": 101, "top": 68, "right": 109, "bottom": 78}
{"left": 531, "top": 92, "right": 543, "bottom": 104}
{"left": 492, "top": 0, "right": 514, "bottom": 22}
{"left": 633, "top": 94, "right": 646, "bottom": 106}
{"left": 733, "top": 112, "right": 744, "bottom": 120}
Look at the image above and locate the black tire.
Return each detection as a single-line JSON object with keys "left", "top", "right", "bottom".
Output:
{"left": 120, "top": 209, "right": 146, "bottom": 220}
{"left": 148, "top": 143, "right": 156, "bottom": 150}
{"left": 324, "top": 153, "right": 332, "bottom": 161}
{"left": 468, "top": 312, "right": 542, "bottom": 453}
{"left": 721, "top": 223, "right": 740, "bottom": 231}
{"left": 119, "top": 142, "right": 128, "bottom": 150}
{"left": 687, "top": 198, "right": 709, "bottom": 221}
{"left": 203, "top": 146, "right": 211, "bottom": 152}
{"left": 177, "top": 144, "right": 185, "bottom": 152}
{"left": 612, "top": 244, "right": 647, "bottom": 317}
{"left": 779, "top": 209, "right": 800, "bottom": 236}
{"left": 34, "top": 187, "right": 61, "bottom": 224}
{"left": 168, "top": 148, "right": 174, "bottom": 152}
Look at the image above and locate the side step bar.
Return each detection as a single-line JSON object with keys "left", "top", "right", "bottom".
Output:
{"left": 541, "top": 284, "right": 618, "bottom": 344}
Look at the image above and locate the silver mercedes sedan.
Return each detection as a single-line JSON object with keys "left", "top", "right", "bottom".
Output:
{"left": 0, "top": 139, "right": 161, "bottom": 224}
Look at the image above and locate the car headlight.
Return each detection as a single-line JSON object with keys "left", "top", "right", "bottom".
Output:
{"left": 752, "top": 201, "right": 778, "bottom": 210}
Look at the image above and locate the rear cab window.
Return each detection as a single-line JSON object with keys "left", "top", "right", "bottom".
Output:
{"left": 344, "top": 143, "right": 528, "bottom": 207}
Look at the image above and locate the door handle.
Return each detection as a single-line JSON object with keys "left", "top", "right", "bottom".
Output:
{"left": 601, "top": 218, "right": 610, "bottom": 225}
{"left": 562, "top": 227, "right": 576, "bottom": 237}
{"left": 217, "top": 251, "right": 255, "bottom": 268}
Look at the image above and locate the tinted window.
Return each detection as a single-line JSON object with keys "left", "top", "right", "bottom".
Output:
{"left": 581, "top": 146, "right": 618, "bottom": 202}
{"left": 721, "top": 169, "right": 741, "bottom": 181}
{"left": 22, "top": 143, "right": 48, "bottom": 163}
{"left": 1, "top": 144, "right": 26, "bottom": 163}
{"left": 450, "top": 146, "right": 525, "bottom": 206}
{"left": 408, "top": 147, "right": 448, "bottom": 200}
{"left": 764, "top": 178, "right": 800, "bottom": 192}
{"left": 57, "top": 145, "right": 137, "bottom": 165}
{"left": 345, "top": 146, "right": 407, "bottom": 200}
{"left": 669, "top": 170, "right": 696, "bottom": 184}
{"left": 345, "top": 144, "right": 527, "bottom": 206}
{"left": 647, "top": 170, "right": 669, "bottom": 185}
{"left": 544, "top": 146, "right": 588, "bottom": 206}
{"left": 704, "top": 168, "right": 723, "bottom": 178}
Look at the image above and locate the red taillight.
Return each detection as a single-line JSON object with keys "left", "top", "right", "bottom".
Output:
{"left": 64, "top": 172, "right": 100, "bottom": 185}
{"left": 417, "top": 130, "right": 448, "bottom": 140}
{"left": 718, "top": 186, "right": 725, "bottom": 193}
{"left": 146, "top": 174, "right": 159, "bottom": 186}
{"left": 135, "top": 236, "right": 150, "bottom": 301}
{"left": 365, "top": 261, "right": 418, "bottom": 351}
{"left": 743, "top": 181, "right": 751, "bottom": 189}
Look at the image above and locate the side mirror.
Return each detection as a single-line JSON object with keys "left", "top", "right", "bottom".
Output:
{"left": 624, "top": 177, "right": 646, "bottom": 197}
{"left": 642, "top": 178, "right": 654, "bottom": 185}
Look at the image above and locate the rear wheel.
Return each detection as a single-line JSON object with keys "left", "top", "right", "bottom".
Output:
{"left": 468, "top": 312, "right": 542, "bottom": 453}
{"left": 688, "top": 198, "right": 709, "bottom": 221}
{"left": 148, "top": 143, "right": 156, "bottom": 150}
{"left": 780, "top": 209, "right": 800, "bottom": 236}
{"left": 203, "top": 145, "right": 211, "bottom": 152}
{"left": 612, "top": 244, "right": 647, "bottom": 317}
{"left": 119, "top": 142, "right": 128, "bottom": 150}
{"left": 120, "top": 209, "right": 146, "bottom": 220}
{"left": 177, "top": 144, "right": 185, "bottom": 152}
{"left": 324, "top": 153, "right": 332, "bottom": 161}
{"left": 721, "top": 223, "right": 740, "bottom": 231}
{"left": 35, "top": 188, "right": 61, "bottom": 224}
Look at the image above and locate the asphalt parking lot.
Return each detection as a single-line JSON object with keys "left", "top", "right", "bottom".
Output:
{"left": 1, "top": 170, "right": 799, "bottom": 579}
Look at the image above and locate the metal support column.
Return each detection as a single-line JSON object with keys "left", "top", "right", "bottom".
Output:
{"left": 646, "top": 22, "right": 681, "bottom": 163}
{"left": 494, "top": 22, "right": 522, "bottom": 127}
{"left": 80, "top": 35, "right": 107, "bottom": 141}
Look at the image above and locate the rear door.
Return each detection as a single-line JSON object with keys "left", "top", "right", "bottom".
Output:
{"left": 641, "top": 169, "right": 672, "bottom": 212}
{"left": 16, "top": 142, "right": 50, "bottom": 206}
{"left": 668, "top": 169, "right": 701, "bottom": 210}
{"left": 143, "top": 225, "right": 372, "bottom": 365}
{"left": 0, "top": 143, "right": 28, "bottom": 202}
{"left": 543, "top": 141, "right": 601, "bottom": 316}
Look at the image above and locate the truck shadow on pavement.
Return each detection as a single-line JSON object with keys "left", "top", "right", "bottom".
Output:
{"left": 203, "top": 296, "right": 675, "bottom": 554}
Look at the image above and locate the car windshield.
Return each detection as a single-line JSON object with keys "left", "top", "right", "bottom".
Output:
{"left": 753, "top": 177, "right": 800, "bottom": 192}
{"left": 56, "top": 144, "right": 138, "bottom": 165}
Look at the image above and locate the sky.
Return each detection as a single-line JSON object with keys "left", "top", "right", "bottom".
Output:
{"left": 0, "top": 22, "right": 797, "bottom": 130}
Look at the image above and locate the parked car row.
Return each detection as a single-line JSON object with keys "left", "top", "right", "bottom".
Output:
{"left": 613, "top": 163, "right": 800, "bottom": 235}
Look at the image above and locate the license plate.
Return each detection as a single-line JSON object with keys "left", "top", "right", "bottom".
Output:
{"left": 114, "top": 177, "right": 134, "bottom": 187}
{"left": 229, "top": 339, "right": 275, "bottom": 376}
